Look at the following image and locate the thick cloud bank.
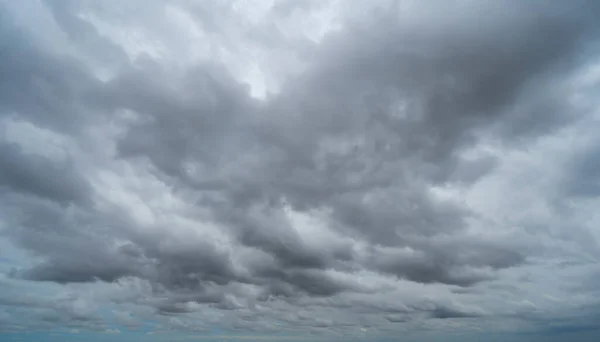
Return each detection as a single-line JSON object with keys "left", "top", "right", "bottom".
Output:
{"left": 1, "top": 0, "right": 600, "bottom": 340}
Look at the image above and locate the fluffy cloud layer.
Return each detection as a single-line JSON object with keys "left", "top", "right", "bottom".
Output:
{"left": 1, "top": 0, "right": 600, "bottom": 340}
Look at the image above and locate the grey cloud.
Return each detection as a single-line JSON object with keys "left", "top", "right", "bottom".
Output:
{"left": 430, "top": 306, "right": 482, "bottom": 320}
{"left": 385, "top": 315, "right": 409, "bottom": 323}
{"left": 1, "top": 0, "right": 600, "bottom": 337}
{"left": 0, "top": 9, "right": 102, "bottom": 133}
{"left": 81, "top": 0, "right": 596, "bottom": 294}
{"left": 102, "top": 62, "right": 255, "bottom": 183}
{"left": 562, "top": 138, "right": 600, "bottom": 198}
{"left": 1, "top": 0, "right": 581, "bottom": 283}
{"left": 0, "top": 141, "right": 92, "bottom": 205}
{"left": 270, "top": 269, "right": 357, "bottom": 298}
{"left": 15, "top": 257, "right": 135, "bottom": 284}
{"left": 4, "top": 198, "right": 143, "bottom": 284}
{"left": 43, "top": 0, "right": 127, "bottom": 68}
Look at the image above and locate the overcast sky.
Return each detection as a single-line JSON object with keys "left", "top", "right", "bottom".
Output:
{"left": 1, "top": 0, "right": 600, "bottom": 341}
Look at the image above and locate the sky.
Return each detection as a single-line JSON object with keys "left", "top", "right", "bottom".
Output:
{"left": 1, "top": 0, "right": 600, "bottom": 341}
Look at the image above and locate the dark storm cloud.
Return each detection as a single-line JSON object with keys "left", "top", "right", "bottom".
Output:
{"left": 86, "top": 0, "right": 595, "bottom": 290}
{"left": 0, "top": 0, "right": 591, "bottom": 286}
{"left": 102, "top": 62, "right": 255, "bottom": 182}
{"left": 8, "top": 201, "right": 240, "bottom": 289}
{"left": 270, "top": 0, "right": 599, "bottom": 164}
{"left": 0, "top": 141, "right": 92, "bottom": 205}
{"left": 385, "top": 315, "right": 409, "bottom": 323}
{"left": 3, "top": 195, "right": 143, "bottom": 284}
{"left": 262, "top": 269, "right": 359, "bottom": 298}
{"left": 1, "top": 0, "right": 600, "bottom": 336}
{"left": 368, "top": 236, "right": 526, "bottom": 286}
{"left": 15, "top": 257, "right": 135, "bottom": 284}
{"left": 430, "top": 306, "right": 482, "bottom": 320}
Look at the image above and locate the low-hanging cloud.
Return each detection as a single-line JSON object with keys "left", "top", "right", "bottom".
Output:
{"left": 1, "top": 0, "right": 600, "bottom": 339}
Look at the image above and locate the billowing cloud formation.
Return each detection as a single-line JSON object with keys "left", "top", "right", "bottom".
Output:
{"left": 1, "top": 0, "right": 600, "bottom": 339}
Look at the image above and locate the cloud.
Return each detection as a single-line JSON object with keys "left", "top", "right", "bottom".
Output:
{"left": 0, "top": 140, "right": 92, "bottom": 205}
{"left": 1, "top": 0, "right": 600, "bottom": 339}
